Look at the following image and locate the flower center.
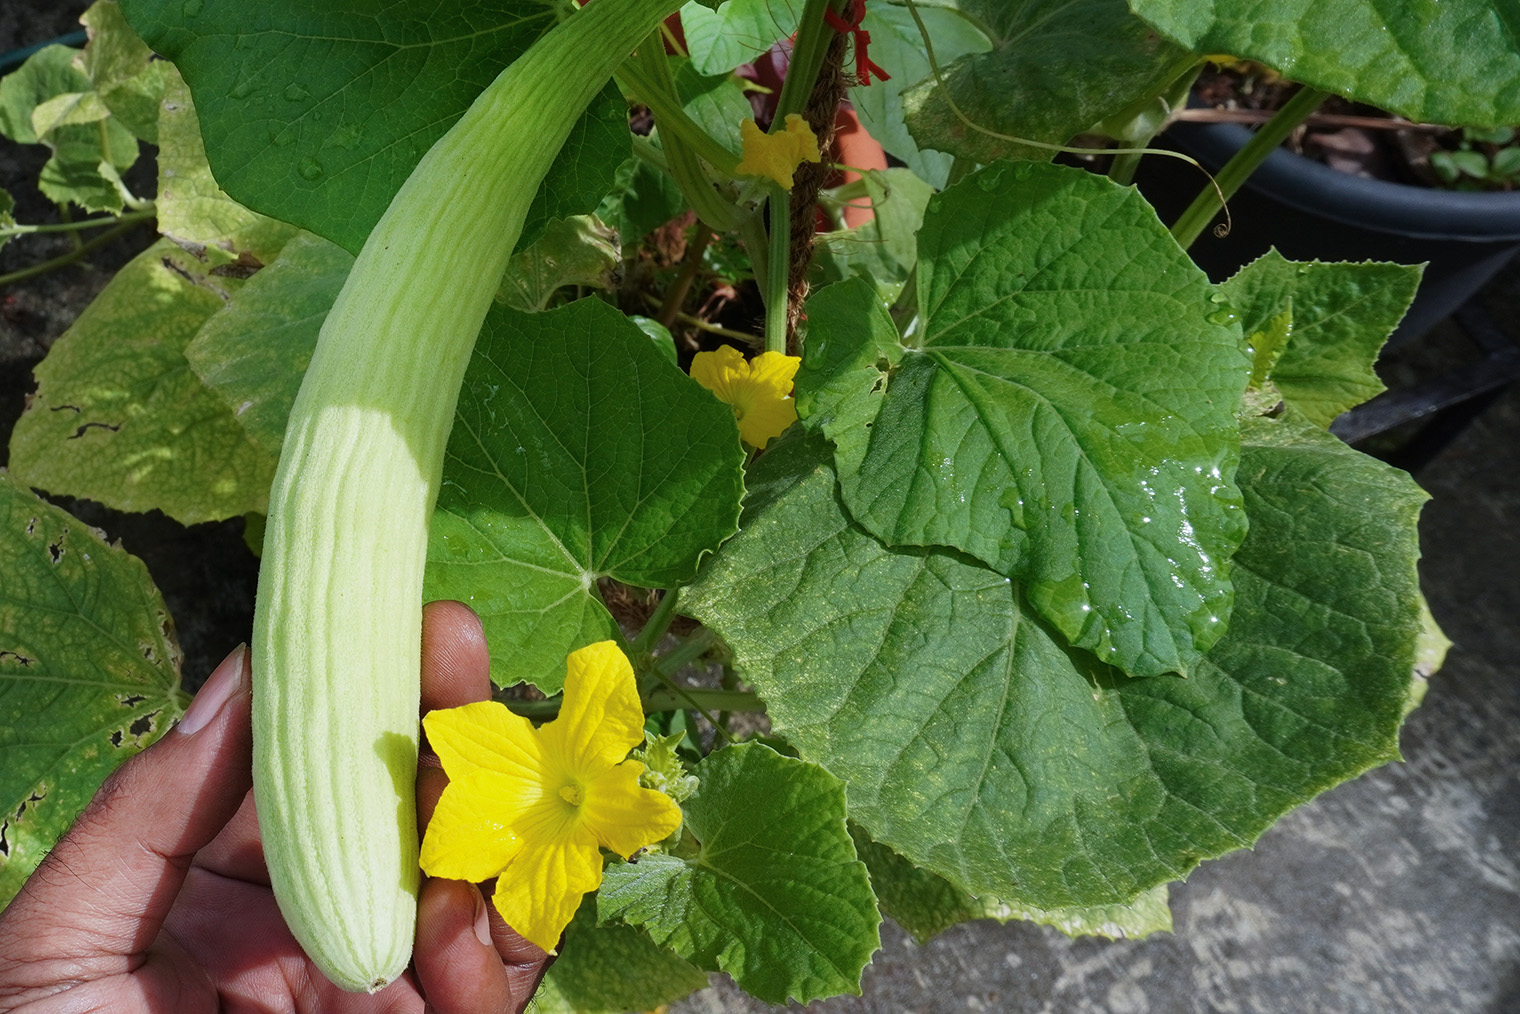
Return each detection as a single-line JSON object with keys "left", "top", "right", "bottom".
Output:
{"left": 558, "top": 783, "right": 585, "bottom": 807}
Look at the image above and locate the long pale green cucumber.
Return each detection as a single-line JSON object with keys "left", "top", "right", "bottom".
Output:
{"left": 251, "top": 0, "right": 681, "bottom": 992}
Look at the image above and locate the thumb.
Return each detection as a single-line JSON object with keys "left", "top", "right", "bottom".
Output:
{"left": 0, "top": 644, "right": 254, "bottom": 962}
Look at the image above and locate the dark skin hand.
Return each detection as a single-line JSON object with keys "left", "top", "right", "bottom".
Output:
{"left": 0, "top": 601, "right": 550, "bottom": 1013}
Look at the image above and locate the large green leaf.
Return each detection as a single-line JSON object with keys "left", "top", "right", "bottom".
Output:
{"left": 800, "top": 162, "right": 1249, "bottom": 678}
{"left": 1129, "top": 0, "right": 1520, "bottom": 127}
{"left": 423, "top": 297, "right": 745, "bottom": 691}
{"left": 1221, "top": 250, "right": 1422, "bottom": 428}
{"left": 120, "top": 0, "right": 631, "bottom": 253}
{"left": 8, "top": 240, "right": 277, "bottom": 524}
{"left": 683, "top": 423, "right": 1424, "bottom": 909}
{"left": 527, "top": 897, "right": 707, "bottom": 1014}
{"left": 851, "top": 826, "right": 1171, "bottom": 943}
{"left": 679, "top": 0, "right": 803, "bottom": 75}
{"left": 849, "top": 1, "right": 993, "bottom": 187}
{"left": 0, "top": 44, "right": 140, "bottom": 213}
{"left": 901, "top": 0, "right": 1192, "bottom": 165}
{"left": 184, "top": 232, "right": 353, "bottom": 457}
{"left": 155, "top": 67, "right": 300, "bottom": 265}
{"left": 0, "top": 474, "right": 186, "bottom": 908}
{"left": 599, "top": 742, "right": 881, "bottom": 1005}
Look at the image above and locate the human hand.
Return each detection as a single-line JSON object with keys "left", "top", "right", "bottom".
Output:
{"left": 0, "top": 600, "right": 550, "bottom": 1013}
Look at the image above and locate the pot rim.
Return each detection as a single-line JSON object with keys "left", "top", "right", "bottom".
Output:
{"left": 1168, "top": 121, "right": 1520, "bottom": 242}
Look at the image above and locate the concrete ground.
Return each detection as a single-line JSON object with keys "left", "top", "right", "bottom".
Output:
{"left": 2, "top": 7, "right": 1517, "bottom": 1012}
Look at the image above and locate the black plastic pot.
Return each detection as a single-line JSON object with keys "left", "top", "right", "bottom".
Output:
{"left": 1138, "top": 121, "right": 1520, "bottom": 345}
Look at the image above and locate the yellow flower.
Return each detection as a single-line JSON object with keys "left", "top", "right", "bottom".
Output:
{"left": 419, "top": 641, "right": 682, "bottom": 953}
{"left": 735, "top": 113, "right": 820, "bottom": 189}
{"left": 690, "top": 346, "right": 801, "bottom": 449}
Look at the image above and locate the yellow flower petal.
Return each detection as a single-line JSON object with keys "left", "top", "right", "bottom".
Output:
{"left": 581, "top": 760, "right": 683, "bottom": 858}
{"left": 420, "top": 771, "right": 529, "bottom": 882}
{"left": 537, "top": 640, "right": 645, "bottom": 778}
{"left": 490, "top": 826, "right": 604, "bottom": 953}
{"left": 424, "top": 700, "right": 544, "bottom": 784}
{"left": 735, "top": 113, "right": 821, "bottom": 189}
{"left": 690, "top": 346, "right": 800, "bottom": 449}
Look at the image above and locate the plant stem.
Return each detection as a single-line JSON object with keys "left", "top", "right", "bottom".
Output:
{"left": 656, "top": 223, "right": 712, "bottom": 327}
{"left": 657, "top": 626, "right": 718, "bottom": 675}
{"left": 1170, "top": 85, "right": 1330, "bottom": 250}
{"left": 763, "top": 187, "right": 791, "bottom": 354}
{"left": 0, "top": 206, "right": 156, "bottom": 239}
{"left": 0, "top": 216, "right": 150, "bottom": 290}
{"left": 1107, "top": 148, "right": 1145, "bottom": 186}
{"left": 638, "top": 293, "right": 762, "bottom": 345}
{"left": 773, "top": 0, "right": 840, "bottom": 124}
{"left": 631, "top": 588, "right": 682, "bottom": 652}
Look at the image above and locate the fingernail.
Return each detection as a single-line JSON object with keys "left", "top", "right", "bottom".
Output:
{"left": 472, "top": 890, "right": 492, "bottom": 948}
{"left": 179, "top": 644, "right": 246, "bottom": 736}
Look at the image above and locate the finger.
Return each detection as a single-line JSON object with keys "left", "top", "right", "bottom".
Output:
{"left": 420, "top": 600, "right": 491, "bottom": 715}
{"left": 417, "top": 765, "right": 449, "bottom": 833}
{"left": 191, "top": 788, "right": 268, "bottom": 884}
{"left": 416, "top": 878, "right": 514, "bottom": 1013}
{"left": 0, "top": 645, "right": 253, "bottom": 963}
{"left": 480, "top": 886, "right": 555, "bottom": 1003}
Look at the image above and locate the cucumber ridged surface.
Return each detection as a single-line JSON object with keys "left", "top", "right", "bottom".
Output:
{"left": 250, "top": 0, "right": 683, "bottom": 992}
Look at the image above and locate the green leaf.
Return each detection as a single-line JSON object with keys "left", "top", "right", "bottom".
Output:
{"left": 30, "top": 91, "right": 111, "bottom": 136}
{"left": 81, "top": 0, "right": 169, "bottom": 142}
{"left": 0, "top": 473, "right": 186, "bottom": 907}
{"left": 8, "top": 239, "right": 277, "bottom": 524}
{"left": 424, "top": 298, "right": 745, "bottom": 691}
{"left": 0, "top": 45, "right": 140, "bottom": 214}
{"left": 1221, "top": 250, "right": 1422, "bottom": 427}
{"left": 813, "top": 168, "right": 935, "bottom": 299}
{"left": 155, "top": 68, "right": 300, "bottom": 265}
{"left": 672, "top": 57, "right": 752, "bottom": 154}
{"left": 499, "top": 215, "right": 620, "bottom": 312}
{"left": 801, "top": 162, "right": 1249, "bottom": 678}
{"left": 184, "top": 231, "right": 354, "bottom": 457}
{"left": 901, "top": 0, "right": 1191, "bottom": 165}
{"left": 596, "top": 155, "right": 687, "bottom": 245}
{"left": 120, "top": 0, "right": 629, "bottom": 254}
{"left": 850, "top": 1, "right": 993, "bottom": 187}
{"left": 851, "top": 826, "right": 1172, "bottom": 943}
{"left": 599, "top": 742, "right": 881, "bottom": 1005}
{"left": 679, "top": 0, "right": 803, "bottom": 75}
{"left": 683, "top": 422, "right": 1424, "bottom": 909}
{"left": 0, "top": 188, "right": 13, "bottom": 255}
{"left": 1129, "top": 0, "right": 1520, "bottom": 128}
{"left": 527, "top": 897, "right": 708, "bottom": 1014}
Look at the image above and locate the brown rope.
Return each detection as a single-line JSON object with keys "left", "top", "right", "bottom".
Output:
{"left": 784, "top": 28, "right": 848, "bottom": 353}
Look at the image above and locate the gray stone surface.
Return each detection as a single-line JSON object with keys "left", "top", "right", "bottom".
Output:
{"left": 2, "top": 6, "right": 1517, "bottom": 1012}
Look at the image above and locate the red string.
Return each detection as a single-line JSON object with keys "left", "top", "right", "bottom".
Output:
{"left": 822, "top": 0, "right": 890, "bottom": 86}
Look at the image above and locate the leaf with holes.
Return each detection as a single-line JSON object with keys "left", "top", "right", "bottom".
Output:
{"left": 599, "top": 742, "right": 881, "bottom": 1005}
{"left": 683, "top": 423, "right": 1423, "bottom": 909}
{"left": 799, "top": 162, "right": 1249, "bottom": 679}
{"left": 423, "top": 297, "right": 745, "bottom": 691}
{"left": 8, "top": 239, "right": 277, "bottom": 524}
{"left": 155, "top": 66, "right": 300, "bottom": 266}
{"left": 120, "top": 0, "right": 630, "bottom": 253}
{"left": 0, "top": 473, "right": 186, "bottom": 907}
{"left": 1129, "top": 0, "right": 1520, "bottom": 128}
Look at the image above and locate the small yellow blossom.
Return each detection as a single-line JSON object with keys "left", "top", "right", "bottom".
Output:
{"left": 735, "top": 113, "right": 820, "bottom": 189}
{"left": 690, "top": 346, "right": 801, "bottom": 449}
{"left": 419, "top": 641, "right": 682, "bottom": 952}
